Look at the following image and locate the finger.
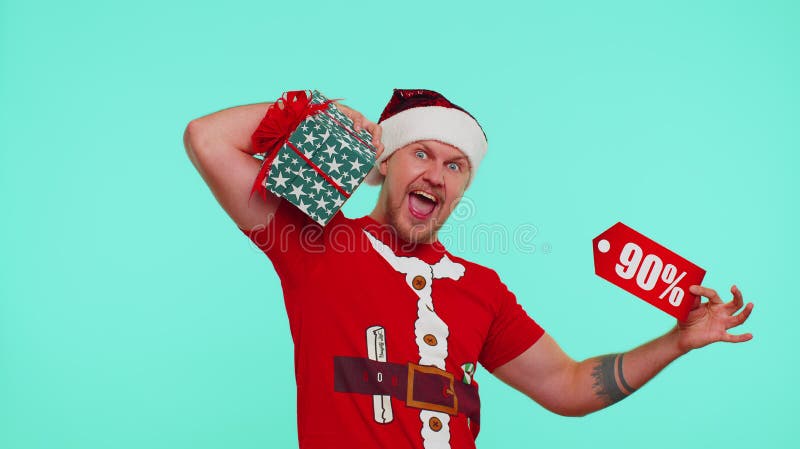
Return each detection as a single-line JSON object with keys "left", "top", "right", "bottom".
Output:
{"left": 372, "top": 126, "right": 384, "bottom": 156}
{"left": 723, "top": 332, "right": 753, "bottom": 343}
{"left": 689, "top": 285, "right": 723, "bottom": 304}
{"left": 728, "top": 284, "right": 744, "bottom": 312}
{"left": 689, "top": 294, "right": 701, "bottom": 310}
{"left": 362, "top": 120, "right": 377, "bottom": 136}
{"left": 335, "top": 102, "right": 360, "bottom": 127}
{"left": 363, "top": 122, "right": 378, "bottom": 141}
{"left": 361, "top": 122, "right": 382, "bottom": 151}
{"left": 370, "top": 122, "right": 382, "bottom": 144}
{"left": 346, "top": 113, "right": 360, "bottom": 131}
{"left": 728, "top": 302, "right": 754, "bottom": 327}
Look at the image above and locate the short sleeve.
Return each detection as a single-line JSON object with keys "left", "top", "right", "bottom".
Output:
{"left": 238, "top": 198, "right": 324, "bottom": 284}
{"left": 478, "top": 276, "right": 545, "bottom": 373}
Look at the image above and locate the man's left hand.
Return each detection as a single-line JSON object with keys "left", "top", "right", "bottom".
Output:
{"left": 675, "top": 284, "right": 754, "bottom": 353}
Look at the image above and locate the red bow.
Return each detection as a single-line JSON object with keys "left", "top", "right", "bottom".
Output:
{"left": 249, "top": 90, "right": 332, "bottom": 201}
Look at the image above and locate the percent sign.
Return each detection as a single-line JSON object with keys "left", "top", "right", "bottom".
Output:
{"left": 612, "top": 242, "right": 686, "bottom": 306}
{"left": 593, "top": 222, "right": 706, "bottom": 321}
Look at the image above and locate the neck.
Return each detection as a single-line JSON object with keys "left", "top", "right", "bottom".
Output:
{"left": 368, "top": 205, "right": 388, "bottom": 226}
{"left": 367, "top": 206, "right": 439, "bottom": 246}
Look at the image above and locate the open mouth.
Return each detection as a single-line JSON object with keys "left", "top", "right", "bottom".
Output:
{"left": 408, "top": 190, "right": 439, "bottom": 219}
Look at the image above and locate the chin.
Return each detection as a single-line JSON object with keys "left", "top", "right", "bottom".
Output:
{"left": 399, "top": 215, "right": 447, "bottom": 245}
{"left": 382, "top": 192, "right": 451, "bottom": 244}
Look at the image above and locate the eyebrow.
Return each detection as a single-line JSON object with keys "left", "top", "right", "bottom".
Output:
{"left": 416, "top": 143, "right": 468, "bottom": 162}
{"left": 446, "top": 156, "right": 468, "bottom": 164}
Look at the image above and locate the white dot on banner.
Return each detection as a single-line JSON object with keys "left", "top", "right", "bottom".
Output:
{"left": 598, "top": 239, "right": 610, "bottom": 253}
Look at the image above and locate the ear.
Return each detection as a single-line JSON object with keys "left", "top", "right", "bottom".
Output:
{"left": 379, "top": 158, "right": 389, "bottom": 177}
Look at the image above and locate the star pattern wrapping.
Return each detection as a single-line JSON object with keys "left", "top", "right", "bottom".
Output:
{"left": 260, "top": 91, "right": 378, "bottom": 226}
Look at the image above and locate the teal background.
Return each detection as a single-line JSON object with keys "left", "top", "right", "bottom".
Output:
{"left": 1, "top": 1, "right": 796, "bottom": 448}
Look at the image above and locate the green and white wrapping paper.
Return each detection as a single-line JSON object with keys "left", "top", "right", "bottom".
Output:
{"left": 259, "top": 91, "right": 378, "bottom": 226}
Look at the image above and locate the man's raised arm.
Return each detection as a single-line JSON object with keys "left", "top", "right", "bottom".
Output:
{"left": 183, "top": 100, "right": 384, "bottom": 232}
{"left": 492, "top": 284, "right": 754, "bottom": 417}
{"left": 183, "top": 102, "right": 280, "bottom": 231}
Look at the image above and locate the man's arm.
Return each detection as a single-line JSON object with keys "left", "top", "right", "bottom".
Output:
{"left": 183, "top": 100, "right": 384, "bottom": 231}
{"left": 183, "top": 102, "right": 280, "bottom": 231}
{"left": 492, "top": 284, "right": 754, "bottom": 417}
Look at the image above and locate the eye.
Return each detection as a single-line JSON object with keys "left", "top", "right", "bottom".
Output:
{"left": 415, "top": 150, "right": 426, "bottom": 159}
{"left": 447, "top": 162, "right": 460, "bottom": 171}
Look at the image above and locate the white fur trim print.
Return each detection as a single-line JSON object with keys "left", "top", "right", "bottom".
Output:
{"left": 364, "top": 231, "right": 466, "bottom": 449}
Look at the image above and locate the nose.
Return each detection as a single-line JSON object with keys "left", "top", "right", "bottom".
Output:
{"left": 422, "top": 162, "right": 445, "bottom": 187}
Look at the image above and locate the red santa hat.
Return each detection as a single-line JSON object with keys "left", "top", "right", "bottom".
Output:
{"left": 364, "top": 89, "right": 488, "bottom": 186}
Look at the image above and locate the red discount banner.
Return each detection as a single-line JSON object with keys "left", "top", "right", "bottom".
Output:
{"left": 592, "top": 222, "right": 706, "bottom": 321}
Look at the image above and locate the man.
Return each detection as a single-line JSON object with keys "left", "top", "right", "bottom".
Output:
{"left": 183, "top": 89, "right": 753, "bottom": 449}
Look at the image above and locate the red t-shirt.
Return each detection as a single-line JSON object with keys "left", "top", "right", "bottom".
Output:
{"left": 240, "top": 200, "right": 544, "bottom": 449}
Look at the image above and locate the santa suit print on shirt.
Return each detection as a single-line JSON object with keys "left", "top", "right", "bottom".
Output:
{"left": 240, "top": 201, "right": 545, "bottom": 449}
{"left": 363, "top": 230, "right": 465, "bottom": 448}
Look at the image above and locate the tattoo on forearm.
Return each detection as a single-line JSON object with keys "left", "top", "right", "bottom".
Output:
{"left": 591, "top": 353, "right": 636, "bottom": 406}
{"left": 616, "top": 353, "right": 637, "bottom": 394}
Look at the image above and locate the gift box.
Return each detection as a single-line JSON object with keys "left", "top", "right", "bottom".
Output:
{"left": 249, "top": 90, "right": 378, "bottom": 226}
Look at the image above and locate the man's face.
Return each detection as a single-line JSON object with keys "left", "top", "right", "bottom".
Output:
{"left": 373, "top": 140, "right": 471, "bottom": 244}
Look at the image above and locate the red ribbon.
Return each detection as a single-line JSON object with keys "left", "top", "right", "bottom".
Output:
{"left": 285, "top": 141, "right": 350, "bottom": 198}
{"left": 249, "top": 90, "right": 332, "bottom": 201}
